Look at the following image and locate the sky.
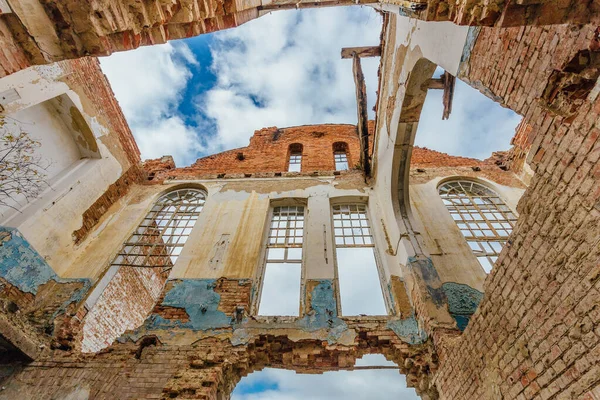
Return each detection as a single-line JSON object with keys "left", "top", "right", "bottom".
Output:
{"left": 232, "top": 354, "right": 419, "bottom": 400}
{"left": 100, "top": 6, "right": 521, "bottom": 168}
{"left": 99, "top": 6, "right": 521, "bottom": 398}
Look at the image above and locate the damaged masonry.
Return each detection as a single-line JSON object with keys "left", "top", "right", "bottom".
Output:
{"left": 1, "top": 0, "right": 600, "bottom": 399}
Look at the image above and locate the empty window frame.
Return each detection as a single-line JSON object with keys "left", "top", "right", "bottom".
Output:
{"left": 112, "top": 188, "right": 206, "bottom": 270}
{"left": 438, "top": 180, "right": 517, "bottom": 273}
{"left": 333, "top": 142, "right": 349, "bottom": 171}
{"left": 288, "top": 143, "right": 303, "bottom": 172}
{"left": 332, "top": 204, "right": 387, "bottom": 316}
{"left": 258, "top": 205, "right": 305, "bottom": 316}
{"left": 334, "top": 152, "right": 349, "bottom": 171}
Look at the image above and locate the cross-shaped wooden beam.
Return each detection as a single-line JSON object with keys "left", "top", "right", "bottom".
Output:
{"left": 424, "top": 71, "right": 456, "bottom": 120}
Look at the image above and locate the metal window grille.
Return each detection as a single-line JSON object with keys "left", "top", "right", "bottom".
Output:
{"left": 438, "top": 180, "right": 516, "bottom": 273}
{"left": 332, "top": 204, "right": 373, "bottom": 247}
{"left": 334, "top": 151, "right": 349, "bottom": 171}
{"left": 288, "top": 153, "right": 302, "bottom": 172}
{"left": 111, "top": 188, "right": 205, "bottom": 271}
{"left": 266, "top": 206, "right": 304, "bottom": 261}
{"left": 258, "top": 206, "right": 305, "bottom": 316}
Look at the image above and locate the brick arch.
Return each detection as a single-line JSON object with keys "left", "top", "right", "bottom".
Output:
{"left": 161, "top": 335, "right": 440, "bottom": 400}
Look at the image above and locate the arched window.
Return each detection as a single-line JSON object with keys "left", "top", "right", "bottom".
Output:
{"left": 112, "top": 188, "right": 206, "bottom": 268}
{"left": 438, "top": 180, "right": 516, "bottom": 273}
{"left": 333, "top": 142, "right": 349, "bottom": 171}
{"left": 288, "top": 143, "right": 303, "bottom": 172}
{"left": 81, "top": 188, "right": 206, "bottom": 352}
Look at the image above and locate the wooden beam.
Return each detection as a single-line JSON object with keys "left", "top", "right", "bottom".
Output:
{"left": 352, "top": 53, "right": 371, "bottom": 177}
{"left": 442, "top": 71, "right": 456, "bottom": 120}
{"left": 341, "top": 46, "right": 381, "bottom": 59}
{"left": 423, "top": 72, "right": 456, "bottom": 119}
{"left": 423, "top": 78, "right": 445, "bottom": 90}
{"left": 258, "top": 0, "right": 377, "bottom": 11}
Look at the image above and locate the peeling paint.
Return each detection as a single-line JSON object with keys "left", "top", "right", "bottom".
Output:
{"left": 144, "top": 279, "right": 232, "bottom": 331}
{"left": 458, "top": 26, "right": 481, "bottom": 78}
{"left": 407, "top": 256, "right": 446, "bottom": 308}
{"left": 298, "top": 280, "right": 347, "bottom": 343}
{"left": 0, "top": 227, "right": 90, "bottom": 298}
{"left": 441, "top": 282, "right": 483, "bottom": 331}
{"left": 386, "top": 316, "right": 427, "bottom": 345}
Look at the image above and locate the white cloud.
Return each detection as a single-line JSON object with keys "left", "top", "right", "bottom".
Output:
{"left": 100, "top": 42, "right": 206, "bottom": 166}
{"left": 199, "top": 7, "right": 382, "bottom": 152}
{"left": 232, "top": 355, "right": 419, "bottom": 400}
{"left": 415, "top": 75, "right": 522, "bottom": 159}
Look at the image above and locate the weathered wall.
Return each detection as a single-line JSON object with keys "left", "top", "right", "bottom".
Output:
{"left": 1, "top": 0, "right": 599, "bottom": 79}
{"left": 0, "top": 58, "right": 141, "bottom": 279}
{"left": 81, "top": 266, "right": 167, "bottom": 353}
{"left": 0, "top": 328, "right": 437, "bottom": 400}
{"left": 431, "top": 22, "right": 600, "bottom": 400}
{"left": 147, "top": 124, "right": 367, "bottom": 181}
{"left": 0, "top": 227, "right": 90, "bottom": 357}
{"left": 0, "top": 58, "right": 142, "bottom": 361}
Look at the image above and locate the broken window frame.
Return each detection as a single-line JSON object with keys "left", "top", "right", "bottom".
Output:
{"left": 438, "top": 179, "right": 517, "bottom": 274}
{"left": 253, "top": 200, "right": 307, "bottom": 317}
{"left": 287, "top": 143, "right": 303, "bottom": 172}
{"left": 110, "top": 188, "right": 206, "bottom": 271}
{"left": 334, "top": 151, "right": 349, "bottom": 171}
{"left": 330, "top": 202, "right": 390, "bottom": 316}
{"left": 85, "top": 187, "right": 206, "bottom": 310}
{"left": 332, "top": 141, "right": 350, "bottom": 171}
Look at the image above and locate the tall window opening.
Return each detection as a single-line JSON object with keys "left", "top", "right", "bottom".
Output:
{"left": 258, "top": 205, "right": 304, "bottom": 316}
{"left": 333, "top": 142, "right": 349, "bottom": 171}
{"left": 332, "top": 204, "right": 387, "bottom": 316}
{"left": 81, "top": 188, "right": 206, "bottom": 353}
{"left": 438, "top": 180, "right": 516, "bottom": 273}
{"left": 287, "top": 143, "right": 303, "bottom": 172}
{"left": 112, "top": 188, "right": 206, "bottom": 268}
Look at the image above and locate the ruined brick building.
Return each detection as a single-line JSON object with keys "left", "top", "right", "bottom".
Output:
{"left": 0, "top": 0, "right": 600, "bottom": 399}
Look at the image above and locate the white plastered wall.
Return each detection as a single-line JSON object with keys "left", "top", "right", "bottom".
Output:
{"left": 370, "top": 15, "right": 471, "bottom": 279}
{"left": 0, "top": 64, "right": 124, "bottom": 279}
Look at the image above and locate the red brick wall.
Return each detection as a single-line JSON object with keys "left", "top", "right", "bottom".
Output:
{"left": 81, "top": 266, "right": 168, "bottom": 353}
{"left": 72, "top": 165, "right": 144, "bottom": 244}
{"left": 145, "top": 121, "right": 510, "bottom": 182}
{"left": 1, "top": 0, "right": 599, "bottom": 80}
{"left": 172, "top": 124, "right": 364, "bottom": 176}
{"left": 0, "top": 320, "right": 438, "bottom": 399}
{"left": 0, "top": 18, "right": 31, "bottom": 78}
{"left": 434, "top": 23, "right": 600, "bottom": 399}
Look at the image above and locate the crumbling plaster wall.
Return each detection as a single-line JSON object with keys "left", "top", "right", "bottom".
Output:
{"left": 62, "top": 170, "right": 445, "bottom": 366}
{"left": 0, "top": 61, "right": 137, "bottom": 280}
{"left": 375, "top": 11, "right": 600, "bottom": 400}
{"left": 370, "top": 15, "right": 485, "bottom": 338}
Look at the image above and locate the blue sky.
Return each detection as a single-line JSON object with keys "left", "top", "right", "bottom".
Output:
{"left": 232, "top": 354, "right": 419, "bottom": 400}
{"left": 100, "top": 7, "right": 520, "bottom": 167}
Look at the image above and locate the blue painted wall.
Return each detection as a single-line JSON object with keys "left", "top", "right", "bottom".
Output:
{"left": 0, "top": 227, "right": 91, "bottom": 317}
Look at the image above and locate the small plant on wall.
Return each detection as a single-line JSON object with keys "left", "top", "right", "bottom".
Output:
{"left": 0, "top": 115, "right": 50, "bottom": 211}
